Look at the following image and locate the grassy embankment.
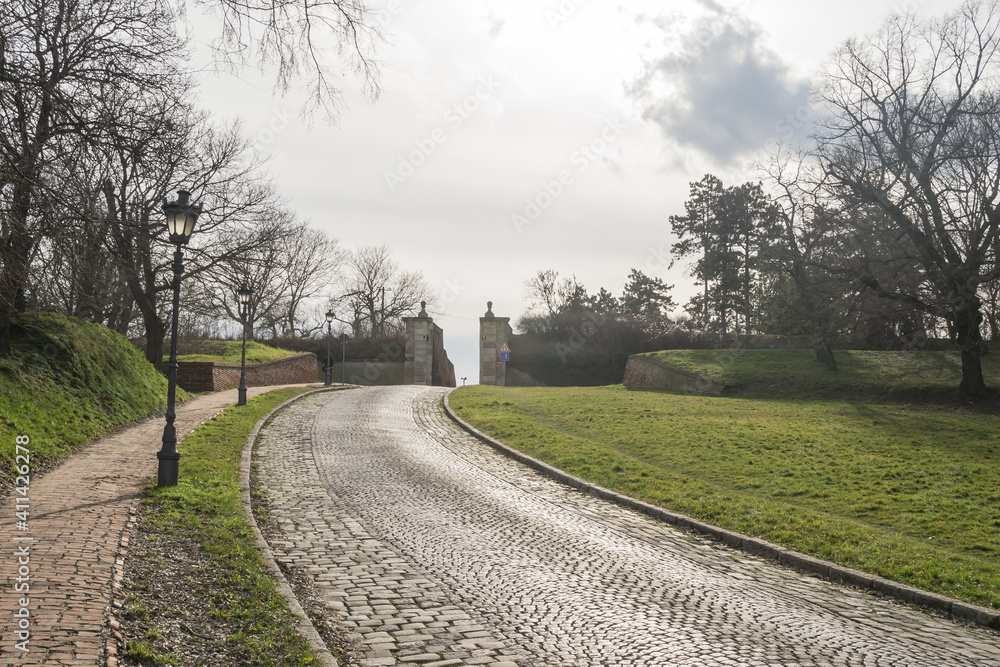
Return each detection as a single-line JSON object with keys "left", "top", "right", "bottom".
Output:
{"left": 168, "top": 339, "right": 300, "bottom": 365}
{"left": 0, "top": 311, "right": 186, "bottom": 484}
{"left": 449, "top": 349, "right": 1000, "bottom": 610}
{"left": 122, "top": 387, "right": 328, "bottom": 666}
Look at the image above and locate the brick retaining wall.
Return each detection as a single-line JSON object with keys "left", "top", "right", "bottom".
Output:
{"left": 176, "top": 353, "right": 318, "bottom": 392}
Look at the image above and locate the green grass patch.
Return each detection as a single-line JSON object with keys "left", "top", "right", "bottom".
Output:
{"left": 643, "top": 348, "right": 1000, "bottom": 402}
{"left": 169, "top": 340, "right": 299, "bottom": 365}
{"left": 122, "top": 639, "right": 177, "bottom": 666}
{"left": 141, "top": 386, "right": 323, "bottom": 665}
{"left": 450, "top": 384, "right": 1000, "bottom": 610}
{"left": 0, "top": 312, "right": 186, "bottom": 483}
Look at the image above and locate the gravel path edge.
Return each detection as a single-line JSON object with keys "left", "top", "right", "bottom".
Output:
{"left": 441, "top": 389, "right": 1000, "bottom": 633}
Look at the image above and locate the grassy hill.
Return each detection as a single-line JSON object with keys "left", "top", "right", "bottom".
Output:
{"left": 643, "top": 349, "right": 999, "bottom": 402}
{"left": 168, "top": 339, "right": 300, "bottom": 365}
{"left": 450, "top": 349, "right": 1000, "bottom": 611}
{"left": 0, "top": 312, "right": 185, "bottom": 487}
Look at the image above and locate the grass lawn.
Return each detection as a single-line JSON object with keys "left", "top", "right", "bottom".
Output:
{"left": 169, "top": 340, "right": 300, "bottom": 365}
{"left": 449, "top": 380, "right": 1000, "bottom": 611}
{"left": 121, "top": 387, "right": 330, "bottom": 666}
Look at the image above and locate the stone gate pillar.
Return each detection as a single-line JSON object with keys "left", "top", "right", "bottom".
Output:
{"left": 479, "top": 301, "right": 512, "bottom": 386}
{"left": 403, "top": 301, "right": 434, "bottom": 385}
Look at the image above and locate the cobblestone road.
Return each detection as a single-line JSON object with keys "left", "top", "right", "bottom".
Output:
{"left": 255, "top": 386, "right": 1000, "bottom": 666}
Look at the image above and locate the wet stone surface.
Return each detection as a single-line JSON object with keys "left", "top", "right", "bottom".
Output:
{"left": 255, "top": 385, "right": 1000, "bottom": 666}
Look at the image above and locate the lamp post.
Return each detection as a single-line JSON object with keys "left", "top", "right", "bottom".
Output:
{"left": 325, "top": 310, "right": 334, "bottom": 386}
{"left": 237, "top": 283, "right": 251, "bottom": 406}
{"left": 157, "top": 190, "right": 201, "bottom": 488}
{"left": 339, "top": 333, "right": 350, "bottom": 383}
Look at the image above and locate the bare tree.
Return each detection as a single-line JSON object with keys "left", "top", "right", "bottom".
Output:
{"left": 270, "top": 222, "right": 342, "bottom": 337}
{"left": 340, "top": 245, "right": 427, "bottom": 339}
{"left": 0, "top": 0, "right": 179, "bottom": 355}
{"left": 523, "top": 270, "right": 564, "bottom": 319}
{"left": 199, "top": 217, "right": 341, "bottom": 339}
{"left": 202, "top": 0, "right": 383, "bottom": 120}
{"left": 813, "top": 0, "right": 1000, "bottom": 396}
{"left": 189, "top": 211, "right": 291, "bottom": 340}
{"left": 29, "top": 194, "right": 137, "bottom": 335}
{"left": 760, "top": 150, "right": 860, "bottom": 369}
{"left": 81, "top": 84, "right": 292, "bottom": 367}
{"left": 522, "top": 270, "right": 590, "bottom": 321}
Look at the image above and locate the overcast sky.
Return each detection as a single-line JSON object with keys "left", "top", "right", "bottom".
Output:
{"left": 189, "top": 0, "right": 958, "bottom": 383}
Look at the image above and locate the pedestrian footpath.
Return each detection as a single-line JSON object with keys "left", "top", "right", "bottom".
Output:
{"left": 0, "top": 385, "right": 312, "bottom": 666}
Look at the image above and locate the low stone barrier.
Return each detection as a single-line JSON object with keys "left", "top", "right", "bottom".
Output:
{"left": 176, "top": 353, "right": 318, "bottom": 392}
{"left": 322, "top": 360, "right": 405, "bottom": 386}
{"left": 622, "top": 354, "right": 730, "bottom": 395}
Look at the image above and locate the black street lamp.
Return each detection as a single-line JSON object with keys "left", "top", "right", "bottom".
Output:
{"left": 157, "top": 190, "right": 201, "bottom": 488}
{"left": 339, "top": 333, "right": 350, "bottom": 384}
{"left": 325, "top": 310, "right": 334, "bottom": 386}
{"left": 237, "top": 283, "right": 251, "bottom": 406}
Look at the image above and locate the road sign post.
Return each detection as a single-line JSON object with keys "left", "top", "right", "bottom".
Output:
{"left": 498, "top": 341, "right": 510, "bottom": 386}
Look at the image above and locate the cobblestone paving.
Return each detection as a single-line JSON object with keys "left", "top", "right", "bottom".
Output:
{"left": 255, "top": 385, "right": 1000, "bottom": 666}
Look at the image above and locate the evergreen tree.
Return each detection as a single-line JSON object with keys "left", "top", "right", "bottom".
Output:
{"left": 620, "top": 270, "right": 675, "bottom": 319}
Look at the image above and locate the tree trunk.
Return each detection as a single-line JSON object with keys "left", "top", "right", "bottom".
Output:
{"left": 0, "top": 182, "right": 38, "bottom": 357}
{"left": 703, "top": 243, "right": 710, "bottom": 328}
{"left": 959, "top": 348, "right": 987, "bottom": 397}
{"left": 744, "top": 241, "right": 752, "bottom": 336}
{"left": 0, "top": 244, "right": 33, "bottom": 357}
{"left": 128, "top": 273, "right": 166, "bottom": 372}
{"left": 0, "top": 87, "right": 54, "bottom": 357}
{"left": 955, "top": 300, "right": 989, "bottom": 398}
{"left": 814, "top": 338, "right": 838, "bottom": 371}
{"left": 144, "top": 314, "right": 167, "bottom": 372}
{"left": 0, "top": 311, "right": 11, "bottom": 358}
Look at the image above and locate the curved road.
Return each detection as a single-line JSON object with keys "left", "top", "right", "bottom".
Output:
{"left": 255, "top": 386, "right": 1000, "bottom": 666}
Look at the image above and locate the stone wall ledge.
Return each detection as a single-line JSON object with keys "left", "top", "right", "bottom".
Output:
{"left": 622, "top": 354, "right": 738, "bottom": 396}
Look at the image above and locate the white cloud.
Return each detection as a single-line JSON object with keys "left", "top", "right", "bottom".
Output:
{"left": 631, "top": 8, "right": 810, "bottom": 164}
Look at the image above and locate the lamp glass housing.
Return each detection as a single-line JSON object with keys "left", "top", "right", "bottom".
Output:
{"left": 163, "top": 190, "right": 201, "bottom": 245}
